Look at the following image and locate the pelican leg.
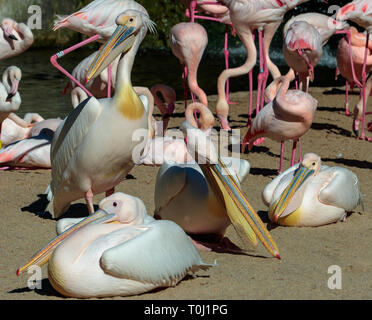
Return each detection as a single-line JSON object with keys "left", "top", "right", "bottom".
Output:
{"left": 85, "top": 189, "right": 94, "bottom": 215}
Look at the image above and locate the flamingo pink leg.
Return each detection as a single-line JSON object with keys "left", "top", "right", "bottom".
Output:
{"left": 290, "top": 140, "right": 298, "bottom": 166}
{"left": 345, "top": 80, "right": 350, "bottom": 116}
{"left": 278, "top": 141, "right": 284, "bottom": 174}
{"left": 50, "top": 34, "right": 99, "bottom": 97}
{"left": 85, "top": 189, "right": 95, "bottom": 215}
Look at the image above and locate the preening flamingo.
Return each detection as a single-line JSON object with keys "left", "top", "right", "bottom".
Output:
{"left": 337, "top": 0, "right": 372, "bottom": 141}
{"left": 263, "top": 153, "right": 363, "bottom": 227}
{"left": 242, "top": 74, "right": 318, "bottom": 173}
{"left": 283, "top": 21, "right": 323, "bottom": 93}
{"left": 170, "top": 22, "right": 208, "bottom": 108}
{"left": 17, "top": 192, "right": 215, "bottom": 298}
{"left": 46, "top": 10, "right": 155, "bottom": 218}
{"left": 0, "top": 18, "right": 34, "bottom": 60}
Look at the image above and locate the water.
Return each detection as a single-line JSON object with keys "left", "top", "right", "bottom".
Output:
{"left": 0, "top": 44, "right": 345, "bottom": 120}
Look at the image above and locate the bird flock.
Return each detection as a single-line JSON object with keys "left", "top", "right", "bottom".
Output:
{"left": 0, "top": 0, "right": 369, "bottom": 298}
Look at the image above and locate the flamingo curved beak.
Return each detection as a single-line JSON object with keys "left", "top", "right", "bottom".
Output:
{"left": 6, "top": 79, "right": 19, "bottom": 100}
{"left": 16, "top": 209, "right": 115, "bottom": 276}
{"left": 269, "top": 166, "right": 314, "bottom": 223}
{"left": 86, "top": 24, "right": 136, "bottom": 82}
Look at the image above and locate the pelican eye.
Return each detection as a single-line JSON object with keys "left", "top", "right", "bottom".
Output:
{"left": 312, "top": 162, "right": 315, "bottom": 166}
{"left": 113, "top": 202, "right": 118, "bottom": 207}
{"left": 129, "top": 18, "right": 134, "bottom": 22}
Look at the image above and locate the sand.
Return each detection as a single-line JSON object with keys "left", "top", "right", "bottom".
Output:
{"left": 1, "top": 87, "right": 372, "bottom": 300}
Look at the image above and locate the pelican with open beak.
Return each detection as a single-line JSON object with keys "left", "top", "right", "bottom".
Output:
{"left": 156, "top": 123, "right": 280, "bottom": 258}
{"left": 264, "top": 153, "right": 363, "bottom": 227}
{"left": 17, "top": 192, "right": 215, "bottom": 298}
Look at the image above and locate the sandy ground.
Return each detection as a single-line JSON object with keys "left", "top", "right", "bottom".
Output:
{"left": 1, "top": 86, "right": 372, "bottom": 300}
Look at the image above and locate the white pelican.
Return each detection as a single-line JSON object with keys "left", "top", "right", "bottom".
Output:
{"left": 0, "top": 18, "right": 34, "bottom": 60}
{"left": 263, "top": 153, "right": 363, "bottom": 227}
{"left": 154, "top": 118, "right": 280, "bottom": 258}
{"left": 17, "top": 192, "right": 215, "bottom": 298}
{"left": 46, "top": 10, "right": 156, "bottom": 218}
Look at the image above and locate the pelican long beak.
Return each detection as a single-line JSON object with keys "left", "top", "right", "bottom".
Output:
{"left": 200, "top": 157, "right": 280, "bottom": 259}
{"left": 6, "top": 79, "right": 19, "bottom": 100}
{"left": 16, "top": 209, "right": 115, "bottom": 276}
{"left": 269, "top": 166, "right": 314, "bottom": 223}
{"left": 85, "top": 24, "right": 136, "bottom": 82}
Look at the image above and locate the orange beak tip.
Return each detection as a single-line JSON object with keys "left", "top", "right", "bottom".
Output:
{"left": 84, "top": 77, "right": 89, "bottom": 84}
{"left": 16, "top": 268, "right": 20, "bottom": 276}
{"left": 275, "top": 253, "right": 281, "bottom": 260}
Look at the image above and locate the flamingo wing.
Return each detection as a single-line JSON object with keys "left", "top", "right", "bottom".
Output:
{"left": 100, "top": 220, "right": 212, "bottom": 285}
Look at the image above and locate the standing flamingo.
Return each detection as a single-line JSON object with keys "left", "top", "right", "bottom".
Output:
{"left": 181, "top": 1, "right": 236, "bottom": 104}
{"left": 283, "top": 21, "right": 323, "bottom": 93}
{"left": 170, "top": 22, "right": 208, "bottom": 108}
{"left": 51, "top": 0, "right": 147, "bottom": 96}
{"left": 241, "top": 74, "right": 318, "bottom": 173}
{"left": 215, "top": 0, "right": 315, "bottom": 131}
{"left": 337, "top": 0, "right": 372, "bottom": 141}
{"left": 0, "top": 18, "right": 34, "bottom": 60}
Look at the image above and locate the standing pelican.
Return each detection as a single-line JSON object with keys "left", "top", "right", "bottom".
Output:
{"left": 0, "top": 18, "right": 34, "bottom": 60}
{"left": 263, "top": 153, "right": 363, "bottom": 227}
{"left": 17, "top": 192, "right": 215, "bottom": 298}
{"left": 170, "top": 22, "right": 208, "bottom": 108}
{"left": 242, "top": 74, "right": 318, "bottom": 173}
{"left": 47, "top": 10, "right": 156, "bottom": 218}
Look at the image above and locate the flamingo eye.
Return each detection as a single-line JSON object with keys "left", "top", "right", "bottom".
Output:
{"left": 113, "top": 202, "right": 118, "bottom": 207}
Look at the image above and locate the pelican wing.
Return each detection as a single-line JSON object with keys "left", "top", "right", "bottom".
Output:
{"left": 154, "top": 162, "right": 189, "bottom": 215}
{"left": 318, "top": 167, "right": 363, "bottom": 212}
{"left": 50, "top": 97, "right": 102, "bottom": 193}
{"left": 100, "top": 220, "right": 213, "bottom": 285}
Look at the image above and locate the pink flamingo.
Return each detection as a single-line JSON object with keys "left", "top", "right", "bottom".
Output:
{"left": 170, "top": 22, "right": 208, "bottom": 109}
{"left": 215, "top": 0, "right": 316, "bottom": 132}
{"left": 336, "top": 27, "right": 372, "bottom": 124}
{"left": 150, "top": 84, "right": 176, "bottom": 134}
{"left": 139, "top": 102, "right": 214, "bottom": 166}
{"left": 181, "top": 1, "right": 237, "bottom": 104}
{"left": 337, "top": 0, "right": 372, "bottom": 141}
{"left": 241, "top": 74, "right": 318, "bottom": 173}
{"left": 0, "top": 130, "right": 53, "bottom": 170}
{"left": 51, "top": 0, "right": 148, "bottom": 97}
{"left": 0, "top": 18, "right": 34, "bottom": 60}
{"left": 283, "top": 21, "right": 323, "bottom": 93}
{"left": 63, "top": 50, "right": 121, "bottom": 107}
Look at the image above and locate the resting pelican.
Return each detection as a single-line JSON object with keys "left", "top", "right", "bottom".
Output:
{"left": 263, "top": 153, "right": 363, "bottom": 227}
{"left": 46, "top": 10, "right": 156, "bottom": 218}
{"left": 154, "top": 115, "right": 280, "bottom": 258}
{"left": 17, "top": 192, "right": 215, "bottom": 298}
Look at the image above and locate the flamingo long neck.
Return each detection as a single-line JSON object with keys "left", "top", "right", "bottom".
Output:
{"left": 217, "top": 29, "right": 257, "bottom": 101}
{"left": 113, "top": 37, "right": 144, "bottom": 120}
{"left": 2, "top": 70, "right": 10, "bottom": 93}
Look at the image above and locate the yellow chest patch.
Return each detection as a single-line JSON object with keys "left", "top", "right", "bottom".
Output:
{"left": 116, "top": 84, "right": 145, "bottom": 119}
{"left": 277, "top": 207, "right": 302, "bottom": 227}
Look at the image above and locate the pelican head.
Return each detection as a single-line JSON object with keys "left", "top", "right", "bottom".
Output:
{"left": 270, "top": 153, "right": 321, "bottom": 223}
{"left": 4, "top": 66, "right": 21, "bottom": 100}
{"left": 16, "top": 193, "right": 149, "bottom": 276}
{"left": 85, "top": 10, "right": 156, "bottom": 82}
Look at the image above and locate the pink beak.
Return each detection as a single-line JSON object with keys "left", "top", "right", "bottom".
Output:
{"left": 7, "top": 79, "right": 19, "bottom": 100}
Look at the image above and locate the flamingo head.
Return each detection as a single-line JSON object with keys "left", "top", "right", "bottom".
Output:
{"left": 5, "top": 66, "right": 21, "bottom": 100}
{"left": 1, "top": 18, "right": 18, "bottom": 40}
